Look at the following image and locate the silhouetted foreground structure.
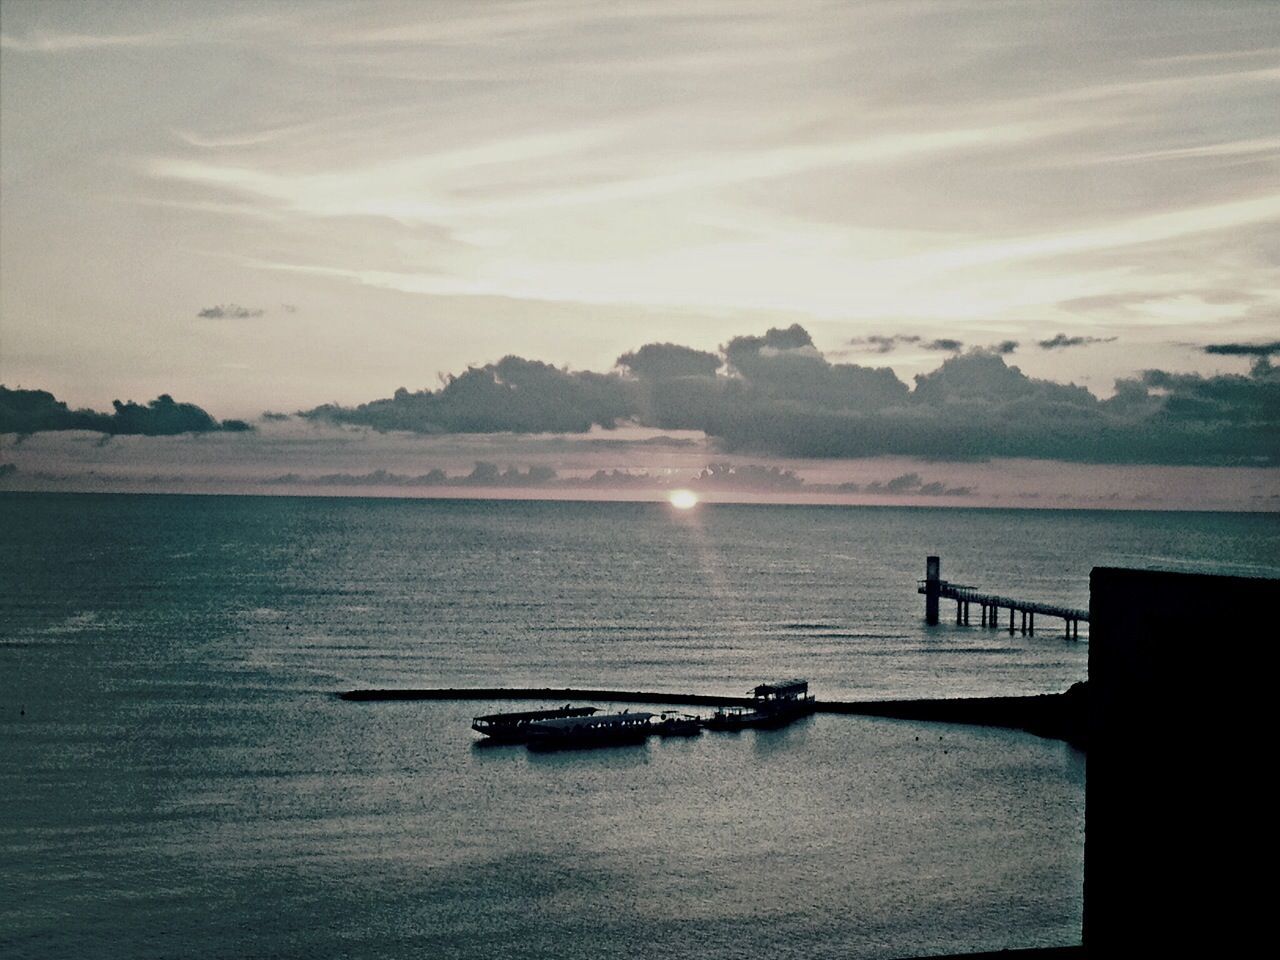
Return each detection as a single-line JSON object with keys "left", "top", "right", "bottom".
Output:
{"left": 921, "top": 555, "right": 1088, "bottom": 637}
{"left": 1085, "top": 567, "right": 1279, "bottom": 957}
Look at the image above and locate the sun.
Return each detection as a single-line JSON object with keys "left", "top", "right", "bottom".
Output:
{"left": 668, "top": 489, "right": 699, "bottom": 510}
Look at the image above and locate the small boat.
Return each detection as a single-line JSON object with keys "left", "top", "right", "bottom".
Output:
{"left": 652, "top": 711, "right": 704, "bottom": 736}
{"left": 525, "top": 710, "right": 656, "bottom": 751}
{"left": 472, "top": 704, "right": 598, "bottom": 742}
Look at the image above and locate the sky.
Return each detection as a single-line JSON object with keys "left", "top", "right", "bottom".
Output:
{"left": 1, "top": 0, "right": 1277, "bottom": 508}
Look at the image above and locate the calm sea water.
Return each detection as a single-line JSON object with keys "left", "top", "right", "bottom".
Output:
{"left": 2, "top": 493, "right": 1276, "bottom": 959}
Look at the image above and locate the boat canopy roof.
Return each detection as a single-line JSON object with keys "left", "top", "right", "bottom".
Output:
{"left": 473, "top": 706, "right": 597, "bottom": 724}
{"left": 529, "top": 711, "right": 655, "bottom": 730}
{"left": 753, "top": 679, "right": 809, "bottom": 697}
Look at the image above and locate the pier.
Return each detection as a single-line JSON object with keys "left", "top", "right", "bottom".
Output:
{"left": 919, "top": 555, "right": 1088, "bottom": 638}
{"left": 338, "top": 684, "right": 1088, "bottom": 746}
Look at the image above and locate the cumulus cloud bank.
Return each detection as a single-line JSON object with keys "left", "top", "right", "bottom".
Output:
{"left": 296, "top": 325, "right": 1278, "bottom": 466}
{"left": 0, "top": 386, "right": 251, "bottom": 436}
{"left": 303, "top": 356, "right": 628, "bottom": 434}
{"left": 616, "top": 342, "right": 721, "bottom": 379}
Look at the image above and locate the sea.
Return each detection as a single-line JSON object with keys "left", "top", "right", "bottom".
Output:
{"left": 2, "top": 492, "right": 1277, "bottom": 959}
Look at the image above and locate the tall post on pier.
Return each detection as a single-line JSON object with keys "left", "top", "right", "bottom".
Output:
{"left": 925, "top": 556, "right": 941, "bottom": 625}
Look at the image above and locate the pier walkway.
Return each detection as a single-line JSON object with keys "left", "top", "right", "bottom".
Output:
{"left": 919, "top": 556, "right": 1087, "bottom": 638}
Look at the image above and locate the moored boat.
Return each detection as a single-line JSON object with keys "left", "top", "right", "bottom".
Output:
{"left": 751, "top": 678, "right": 816, "bottom": 720}
{"left": 472, "top": 704, "right": 598, "bottom": 742}
{"left": 704, "top": 679, "right": 816, "bottom": 731}
{"left": 703, "top": 705, "right": 772, "bottom": 730}
{"left": 525, "top": 710, "right": 655, "bottom": 750}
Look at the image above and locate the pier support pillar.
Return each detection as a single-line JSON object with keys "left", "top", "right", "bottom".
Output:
{"left": 1009, "top": 608, "right": 1014, "bottom": 634}
{"left": 1028, "top": 612, "right": 1035, "bottom": 635}
{"left": 925, "top": 556, "right": 941, "bottom": 625}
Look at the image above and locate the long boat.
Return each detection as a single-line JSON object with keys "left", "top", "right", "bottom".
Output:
{"left": 525, "top": 710, "right": 656, "bottom": 751}
{"left": 472, "top": 705, "right": 598, "bottom": 742}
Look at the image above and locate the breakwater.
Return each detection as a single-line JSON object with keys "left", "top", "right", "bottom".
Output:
{"left": 339, "top": 682, "right": 1088, "bottom": 748}
{"left": 340, "top": 687, "right": 756, "bottom": 706}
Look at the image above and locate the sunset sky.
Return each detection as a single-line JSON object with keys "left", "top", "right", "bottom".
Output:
{"left": 1, "top": 0, "right": 1277, "bottom": 508}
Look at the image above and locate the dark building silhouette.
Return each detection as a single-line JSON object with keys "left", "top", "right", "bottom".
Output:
{"left": 916, "top": 564, "right": 1277, "bottom": 960}
{"left": 1085, "top": 567, "right": 1279, "bottom": 957}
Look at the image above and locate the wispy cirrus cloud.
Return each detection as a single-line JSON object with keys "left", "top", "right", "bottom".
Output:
{"left": 5, "top": 0, "right": 1280, "bottom": 420}
{"left": 146, "top": 119, "right": 1082, "bottom": 224}
{"left": 0, "top": 30, "right": 174, "bottom": 52}
{"left": 894, "top": 193, "right": 1280, "bottom": 274}
{"left": 1081, "top": 135, "right": 1280, "bottom": 166}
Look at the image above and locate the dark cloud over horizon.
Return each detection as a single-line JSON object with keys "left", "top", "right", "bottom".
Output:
{"left": 282, "top": 324, "right": 1277, "bottom": 467}
{"left": 250, "top": 460, "right": 976, "bottom": 498}
{"left": 1203, "top": 341, "right": 1280, "bottom": 357}
{"left": 863, "top": 472, "right": 974, "bottom": 496}
{"left": 1039, "top": 333, "right": 1118, "bottom": 350}
{"left": 197, "top": 303, "right": 264, "bottom": 319}
{"left": 847, "top": 334, "right": 971, "bottom": 354}
{"left": 847, "top": 334, "right": 922, "bottom": 354}
{"left": 264, "top": 462, "right": 556, "bottom": 488}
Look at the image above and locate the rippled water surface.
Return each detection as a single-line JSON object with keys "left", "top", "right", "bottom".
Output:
{"left": 2, "top": 493, "right": 1276, "bottom": 958}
